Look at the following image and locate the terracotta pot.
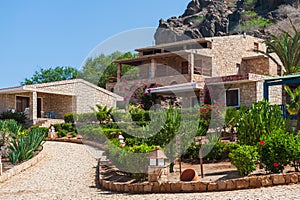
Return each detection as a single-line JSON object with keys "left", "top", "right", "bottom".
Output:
{"left": 180, "top": 168, "right": 199, "bottom": 181}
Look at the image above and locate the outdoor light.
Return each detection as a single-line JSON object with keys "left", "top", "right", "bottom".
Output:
{"left": 149, "top": 146, "right": 167, "bottom": 167}
{"left": 118, "top": 132, "right": 125, "bottom": 147}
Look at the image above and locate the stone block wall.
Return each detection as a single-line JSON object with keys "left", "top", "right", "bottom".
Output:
{"left": 37, "top": 93, "right": 74, "bottom": 119}
{"left": 114, "top": 74, "right": 191, "bottom": 97}
{"left": 240, "top": 57, "right": 277, "bottom": 76}
{"left": 211, "top": 35, "right": 267, "bottom": 77}
{"left": 75, "top": 82, "right": 118, "bottom": 114}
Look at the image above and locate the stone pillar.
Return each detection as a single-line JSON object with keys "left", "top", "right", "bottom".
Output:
{"left": 117, "top": 63, "right": 122, "bottom": 82}
{"left": 150, "top": 59, "right": 156, "bottom": 78}
{"left": 32, "top": 91, "right": 37, "bottom": 124}
{"left": 188, "top": 53, "right": 195, "bottom": 82}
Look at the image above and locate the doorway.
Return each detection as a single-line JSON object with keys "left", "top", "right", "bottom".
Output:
{"left": 37, "top": 98, "right": 42, "bottom": 118}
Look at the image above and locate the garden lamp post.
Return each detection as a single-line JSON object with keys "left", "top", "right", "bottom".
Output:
{"left": 194, "top": 136, "right": 209, "bottom": 178}
{"left": 118, "top": 132, "right": 125, "bottom": 147}
{"left": 148, "top": 147, "right": 168, "bottom": 182}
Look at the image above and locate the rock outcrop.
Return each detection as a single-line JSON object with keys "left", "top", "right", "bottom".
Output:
{"left": 154, "top": 0, "right": 300, "bottom": 44}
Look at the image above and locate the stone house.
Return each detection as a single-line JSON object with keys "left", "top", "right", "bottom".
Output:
{"left": 0, "top": 79, "right": 123, "bottom": 125}
{"left": 108, "top": 35, "right": 282, "bottom": 108}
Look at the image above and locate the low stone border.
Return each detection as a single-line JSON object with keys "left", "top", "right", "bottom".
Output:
{"left": 0, "top": 148, "right": 46, "bottom": 183}
{"left": 45, "top": 138, "right": 106, "bottom": 151}
{"left": 45, "top": 137, "right": 83, "bottom": 144}
{"left": 98, "top": 164, "right": 300, "bottom": 193}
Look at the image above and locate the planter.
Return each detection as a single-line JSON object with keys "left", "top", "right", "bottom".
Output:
{"left": 180, "top": 168, "right": 199, "bottom": 182}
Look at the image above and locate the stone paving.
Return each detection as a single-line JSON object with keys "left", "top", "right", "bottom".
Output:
{"left": 0, "top": 141, "right": 299, "bottom": 200}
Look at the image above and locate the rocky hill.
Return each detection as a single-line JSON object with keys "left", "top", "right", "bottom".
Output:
{"left": 154, "top": 0, "right": 300, "bottom": 44}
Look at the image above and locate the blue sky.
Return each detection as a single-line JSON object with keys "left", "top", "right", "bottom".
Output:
{"left": 0, "top": 0, "right": 190, "bottom": 88}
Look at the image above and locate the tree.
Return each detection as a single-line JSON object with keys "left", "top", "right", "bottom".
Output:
{"left": 21, "top": 66, "right": 78, "bottom": 85}
{"left": 285, "top": 86, "right": 300, "bottom": 133}
{"left": 78, "top": 51, "right": 138, "bottom": 88}
{"left": 257, "top": 18, "right": 300, "bottom": 75}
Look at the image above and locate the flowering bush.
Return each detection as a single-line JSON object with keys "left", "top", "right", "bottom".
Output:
{"left": 128, "top": 83, "right": 157, "bottom": 110}
{"left": 237, "top": 100, "right": 286, "bottom": 146}
{"left": 258, "top": 130, "right": 293, "bottom": 173}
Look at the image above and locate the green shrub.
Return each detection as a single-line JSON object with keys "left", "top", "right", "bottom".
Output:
{"left": 57, "top": 129, "right": 68, "bottom": 138}
{"left": 61, "top": 123, "right": 76, "bottom": 132}
{"left": 76, "top": 113, "right": 97, "bottom": 123}
{"left": 290, "top": 134, "right": 300, "bottom": 172}
{"left": 53, "top": 123, "right": 62, "bottom": 132}
{"left": 258, "top": 130, "right": 294, "bottom": 173}
{"left": 30, "top": 126, "right": 49, "bottom": 137}
{"left": 0, "top": 111, "right": 27, "bottom": 127}
{"left": 229, "top": 145, "right": 259, "bottom": 176}
{"left": 183, "top": 141, "right": 240, "bottom": 161}
{"left": 77, "top": 124, "right": 107, "bottom": 142}
{"left": 240, "top": 17, "right": 273, "bottom": 31}
{"left": 131, "top": 113, "right": 144, "bottom": 121}
{"left": 71, "top": 132, "right": 77, "bottom": 137}
{"left": 0, "top": 119, "right": 22, "bottom": 146}
{"left": 108, "top": 139, "right": 155, "bottom": 180}
{"left": 64, "top": 113, "right": 75, "bottom": 123}
{"left": 238, "top": 100, "right": 286, "bottom": 145}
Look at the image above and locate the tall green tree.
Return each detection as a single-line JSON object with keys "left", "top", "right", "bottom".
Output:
{"left": 78, "top": 51, "right": 137, "bottom": 88}
{"left": 257, "top": 19, "right": 300, "bottom": 75}
{"left": 21, "top": 66, "right": 78, "bottom": 85}
{"left": 285, "top": 86, "right": 300, "bottom": 133}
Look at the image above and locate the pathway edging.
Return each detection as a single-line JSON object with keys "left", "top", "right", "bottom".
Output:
{"left": 0, "top": 148, "right": 46, "bottom": 183}
{"left": 98, "top": 163, "right": 300, "bottom": 193}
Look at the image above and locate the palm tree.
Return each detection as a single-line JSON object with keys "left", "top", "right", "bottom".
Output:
{"left": 285, "top": 86, "right": 300, "bottom": 133}
{"left": 257, "top": 18, "right": 300, "bottom": 75}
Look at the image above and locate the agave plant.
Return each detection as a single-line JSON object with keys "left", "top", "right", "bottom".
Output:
{"left": 8, "top": 128, "right": 45, "bottom": 165}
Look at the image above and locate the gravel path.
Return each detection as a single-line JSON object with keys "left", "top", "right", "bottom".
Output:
{"left": 0, "top": 141, "right": 299, "bottom": 200}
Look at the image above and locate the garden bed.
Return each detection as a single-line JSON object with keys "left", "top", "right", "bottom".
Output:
{"left": 0, "top": 145, "right": 46, "bottom": 183}
{"left": 98, "top": 160, "right": 300, "bottom": 193}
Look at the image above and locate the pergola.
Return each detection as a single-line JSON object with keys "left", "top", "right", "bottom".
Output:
{"left": 264, "top": 74, "right": 300, "bottom": 100}
{"left": 264, "top": 73, "right": 300, "bottom": 118}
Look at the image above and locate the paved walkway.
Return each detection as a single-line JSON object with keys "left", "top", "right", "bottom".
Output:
{"left": 0, "top": 141, "right": 299, "bottom": 200}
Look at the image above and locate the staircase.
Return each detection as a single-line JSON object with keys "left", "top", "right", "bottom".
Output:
{"left": 35, "top": 118, "right": 65, "bottom": 128}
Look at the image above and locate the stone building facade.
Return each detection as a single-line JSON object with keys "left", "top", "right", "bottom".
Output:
{"left": 109, "top": 35, "right": 282, "bottom": 107}
{"left": 0, "top": 79, "right": 123, "bottom": 124}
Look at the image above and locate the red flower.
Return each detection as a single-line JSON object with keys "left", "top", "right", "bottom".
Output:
{"left": 273, "top": 162, "right": 279, "bottom": 167}
{"left": 260, "top": 140, "right": 265, "bottom": 146}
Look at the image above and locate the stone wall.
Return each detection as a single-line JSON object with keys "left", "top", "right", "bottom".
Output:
{"left": 98, "top": 162, "right": 300, "bottom": 194}
{"left": 210, "top": 35, "right": 267, "bottom": 77}
{"left": 37, "top": 93, "right": 74, "bottom": 119}
{"left": 114, "top": 75, "right": 191, "bottom": 97}
{"left": 0, "top": 80, "right": 121, "bottom": 120}
{"left": 75, "top": 82, "right": 118, "bottom": 114}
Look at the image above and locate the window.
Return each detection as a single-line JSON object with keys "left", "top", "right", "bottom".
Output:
{"left": 182, "top": 61, "right": 189, "bottom": 74}
{"left": 226, "top": 89, "right": 240, "bottom": 107}
{"left": 277, "top": 65, "right": 282, "bottom": 76}
{"left": 16, "top": 96, "right": 30, "bottom": 112}
{"left": 254, "top": 42, "right": 259, "bottom": 51}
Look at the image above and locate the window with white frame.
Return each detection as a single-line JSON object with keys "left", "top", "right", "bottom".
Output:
{"left": 226, "top": 88, "right": 240, "bottom": 107}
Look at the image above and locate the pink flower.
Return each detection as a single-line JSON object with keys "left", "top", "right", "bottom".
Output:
{"left": 273, "top": 162, "right": 279, "bottom": 167}
{"left": 260, "top": 140, "right": 265, "bottom": 146}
